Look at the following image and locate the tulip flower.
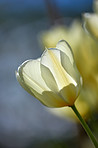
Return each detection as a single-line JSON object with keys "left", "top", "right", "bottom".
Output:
{"left": 16, "top": 40, "right": 82, "bottom": 108}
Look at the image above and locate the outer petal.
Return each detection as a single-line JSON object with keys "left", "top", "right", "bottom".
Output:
{"left": 56, "top": 40, "right": 82, "bottom": 93}
{"left": 21, "top": 59, "right": 50, "bottom": 94}
{"left": 56, "top": 40, "right": 74, "bottom": 64}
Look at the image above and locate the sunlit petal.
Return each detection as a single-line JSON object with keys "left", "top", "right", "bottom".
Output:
{"left": 19, "top": 59, "right": 50, "bottom": 94}
{"left": 56, "top": 40, "right": 74, "bottom": 64}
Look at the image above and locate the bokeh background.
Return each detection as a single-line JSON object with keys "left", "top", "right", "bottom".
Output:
{"left": 0, "top": 0, "right": 97, "bottom": 148}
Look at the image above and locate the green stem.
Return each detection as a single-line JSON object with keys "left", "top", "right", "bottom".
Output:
{"left": 71, "top": 104, "right": 98, "bottom": 148}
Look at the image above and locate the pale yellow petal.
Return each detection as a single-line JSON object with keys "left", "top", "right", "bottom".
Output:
{"left": 56, "top": 40, "right": 74, "bottom": 64}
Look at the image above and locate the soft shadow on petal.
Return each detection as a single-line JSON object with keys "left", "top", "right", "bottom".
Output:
{"left": 60, "top": 50, "right": 80, "bottom": 85}
{"left": 40, "top": 64, "right": 59, "bottom": 92}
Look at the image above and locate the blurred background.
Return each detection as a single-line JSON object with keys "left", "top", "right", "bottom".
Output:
{"left": 0, "top": 0, "right": 98, "bottom": 148}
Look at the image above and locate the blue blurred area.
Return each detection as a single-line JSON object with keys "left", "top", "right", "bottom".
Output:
{"left": 0, "top": 0, "right": 45, "bottom": 12}
{"left": 56, "top": 0, "right": 93, "bottom": 15}
{"left": 0, "top": 0, "right": 93, "bottom": 18}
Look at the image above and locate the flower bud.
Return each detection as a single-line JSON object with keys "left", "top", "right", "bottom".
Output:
{"left": 93, "top": 0, "right": 98, "bottom": 14}
{"left": 83, "top": 13, "right": 98, "bottom": 40}
{"left": 16, "top": 40, "right": 82, "bottom": 108}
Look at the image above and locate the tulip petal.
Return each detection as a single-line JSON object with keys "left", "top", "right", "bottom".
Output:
{"left": 56, "top": 40, "right": 74, "bottom": 64}
{"left": 41, "top": 49, "right": 77, "bottom": 90}
{"left": 18, "top": 59, "right": 50, "bottom": 94}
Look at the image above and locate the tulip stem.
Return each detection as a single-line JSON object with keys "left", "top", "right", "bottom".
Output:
{"left": 71, "top": 104, "right": 98, "bottom": 148}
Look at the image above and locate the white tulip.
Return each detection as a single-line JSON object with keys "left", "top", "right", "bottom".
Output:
{"left": 16, "top": 40, "right": 82, "bottom": 107}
